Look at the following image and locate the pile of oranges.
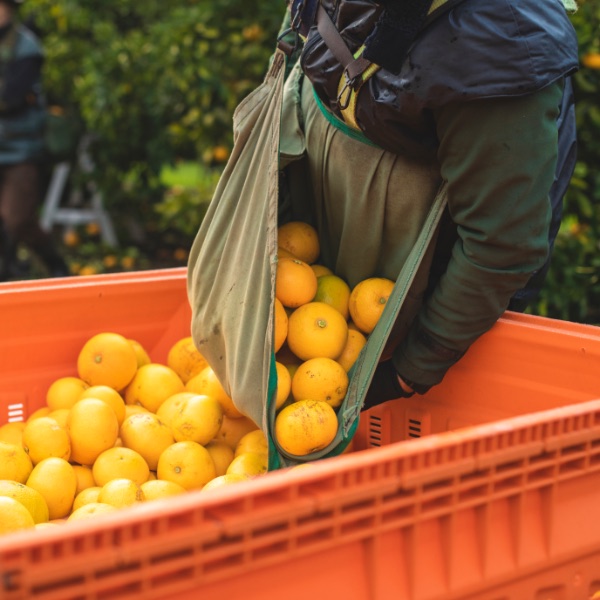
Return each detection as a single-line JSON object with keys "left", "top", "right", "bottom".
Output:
{"left": 0, "top": 220, "right": 395, "bottom": 537}
{"left": 273, "top": 221, "right": 395, "bottom": 456}
{"left": 0, "top": 332, "right": 268, "bottom": 536}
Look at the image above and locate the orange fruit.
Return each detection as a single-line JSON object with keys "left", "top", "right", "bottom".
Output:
{"left": 234, "top": 429, "right": 268, "bottom": 458}
{"left": 201, "top": 473, "right": 248, "bottom": 491}
{"left": 348, "top": 277, "right": 395, "bottom": 335}
{"left": 124, "top": 363, "right": 185, "bottom": 413}
{"left": 46, "top": 376, "right": 89, "bottom": 411}
{"left": 212, "top": 415, "right": 259, "bottom": 449}
{"left": 140, "top": 479, "right": 187, "bottom": 501}
{"left": 274, "top": 399, "right": 338, "bottom": 456}
{"left": 92, "top": 446, "right": 150, "bottom": 487}
{"left": 291, "top": 357, "right": 349, "bottom": 409}
{"left": 0, "top": 422, "right": 25, "bottom": 446}
{"left": 155, "top": 392, "right": 196, "bottom": 428}
{"left": 275, "top": 257, "right": 318, "bottom": 309}
{"left": 72, "top": 464, "right": 96, "bottom": 495}
{"left": 47, "top": 409, "right": 70, "bottom": 429}
{"left": 170, "top": 394, "right": 223, "bottom": 445}
{"left": 157, "top": 441, "right": 216, "bottom": 491}
{"left": 273, "top": 297, "right": 288, "bottom": 353}
{"left": 67, "top": 398, "right": 119, "bottom": 466}
{"left": 0, "top": 480, "right": 49, "bottom": 524}
{"left": 167, "top": 336, "right": 209, "bottom": 384}
{"left": 79, "top": 385, "right": 126, "bottom": 426}
{"left": 336, "top": 328, "right": 368, "bottom": 372}
{"left": 582, "top": 52, "right": 600, "bottom": 70}
{"left": 124, "top": 404, "right": 149, "bottom": 419}
{"left": 287, "top": 302, "right": 348, "bottom": 361}
{"left": 119, "top": 412, "right": 175, "bottom": 471}
{"left": 22, "top": 416, "right": 71, "bottom": 464}
{"left": 72, "top": 486, "right": 102, "bottom": 511}
{"left": 127, "top": 338, "right": 152, "bottom": 368}
{"left": 274, "top": 361, "right": 292, "bottom": 410}
{"left": 314, "top": 274, "right": 351, "bottom": 320}
{"left": 185, "top": 366, "right": 244, "bottom": 419}
{"left": 68, "top": 502, "right": 118, "bottom": 521}
{"left": 277, "top": 246, "right": 297, "bottom": 259}
{"left": 204, "top": 441, "right": 235, "bottom": 477}
{"left": 77, "top": 332, "right": 138, "bottom": 391}
{"left": 26, "top": 457, "right": 77, "bottom": 520}
{"left": 98, "top": 478, "right": 145, "bottom": 508}
{"left": 27, "top": 407, "right": 52, "bottom": 422}
{"left": 0, "top": 441, "right": 33, "bottom": 483}
{"left": 311, "top": 264, "right": 333, "bottom": 278}
{"left": 0, "top": 496, "right": 35, "bottom": 534}
{"left": 277, "top": 221, "right": 320, "bottom": 264}
{"left": 226, "top": 452, "right": 268, "bottom": 478}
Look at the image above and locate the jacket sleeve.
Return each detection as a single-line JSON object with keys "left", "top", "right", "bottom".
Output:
{"left": 392, "top": 81, "right": 563, "bottom": 389}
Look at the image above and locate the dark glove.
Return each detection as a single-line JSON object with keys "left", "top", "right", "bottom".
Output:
{"left": 362, "top": 360, "right": 414, "bottom": 412}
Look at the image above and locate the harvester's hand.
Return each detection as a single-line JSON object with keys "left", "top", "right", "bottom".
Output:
{"left": 362, "top": 360, "right": 414, "bottom": 411}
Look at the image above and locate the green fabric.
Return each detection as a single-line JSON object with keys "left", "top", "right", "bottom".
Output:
{"left": 392, "top": 82, "right": 563, "bottom": 387}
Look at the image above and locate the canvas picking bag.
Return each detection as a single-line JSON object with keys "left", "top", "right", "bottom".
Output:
{"left": 186, "top": 48, "right": 448, "bottom": 470}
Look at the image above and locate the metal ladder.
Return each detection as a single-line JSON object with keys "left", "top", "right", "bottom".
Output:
{"left": 40, "top": 136, "right": 118, "bottom": 247}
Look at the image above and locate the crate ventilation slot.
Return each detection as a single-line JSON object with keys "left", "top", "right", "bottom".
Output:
{"left": 408, "top": 418, "right": 422, "bottom": 439}
{"left": 368, "top": 415, "right": 383, "bottom": 447}
{"left": 6, "top": 403, "right": 25, "bottom": 422}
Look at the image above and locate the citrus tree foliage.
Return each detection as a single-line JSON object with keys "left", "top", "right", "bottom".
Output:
{"left": 23, "top": 0, "right": 284, "bottom": 216}
{"left": 529, "top": 2, "right": 600, "bottom": 324}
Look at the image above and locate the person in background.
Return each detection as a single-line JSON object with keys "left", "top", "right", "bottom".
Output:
{"left": 0, "top": 0, "right": 68, "bottom": 281}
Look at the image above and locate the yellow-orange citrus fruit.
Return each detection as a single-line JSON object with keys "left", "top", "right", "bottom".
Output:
{"left": 98, "top": 478, "right": 145, "bottom": 508}
{"left": 287, "top": 302, "right": 348, "bottom": 361}
{"left": 170, "top": 394, "right": 223, "bottom": 445}
{"left": 47, "top": 409, "right": 70, "bottom": 430}
{"left": 277, "top": 246, "right": 297, "bottom": 259}
{"left": 291, "top": 357, "right": 349, "bottom": 409}
{"left": 22, "top": 416, "right": 71, "bottom": 464}
{"left": 155, "top": 392, "right": 196, "bottom": 428}
{"left": 0, "top": 441, "right": 33, "bottom": 483}
{"left": 348, "top": 277, "right": 395, "bottom": 335}
{"left": 77, "top": 332, "right": 138, "bottom": 391}
{"left": 276, "top": 257, "right": 318, "bottom": 309}
{"left": 0, "top": 496, "right": 35, "bottom": 534}
{"left": 127, "top": 338, "right": 152, "bottom": 368}
{"left": 167, "top": 336, "right": 208, "bottom": 384}
{"left": 26, "top": 457, "right": 77, "bottom": 520}
{"left": 204, "top": 441, "right": 235, "bottom": 477}
{"left": 274, "top": 361, "right": 292, "bottom": 410}
{"left": 92, "top": 446, "right": 150, "bottom": 487}
{"left": 212, "top": 415, "right": 259, "bottom": 449}
{"left": 72, "top": 464, "right": 96, "bottom": 495}
{"left": 0, "top": 480, "right": 49, "bottom": 524}
{"left": 311, "top": 264, "right": 333, "bottom": 278}
{"left": 68, "top": 502, "right": 118, "bottom": 521}
{"left": 79, "top": 385, "right": 126, "bottom": 426}
{"left": 124, "top": 404, "right": 149, "bottom": 419}
{"left": 277, "top": 221, "right": 320, "bottom": 264}
{"left": 273, "top": 297, "right": 288, "bottom": 353}
{"left": 201, "top": 473, "right": 249, "bottom": 491}
{"left": 314, "top": 274, "right": 351, "bottom": 320}
{"left": 27, "top": 406, "right": 51, "bottom": 422}
{"left": 72, "top": 486, "right": 102, "bottom": 511}
{"left": 140, "top": 479, "right": 186, "bottom": 502}
{"left": 582, "top": 52, "right": 600, "bottom": 70}
{"left": 124, "top": 363, "right": 185, "bottom": 413}
{"left": 67, "top": 398, "right": 119, "bottom": 466}
{"left": 157, "top": 441, "right": 216, "bottom": 491}
{"left": 336, "top": 328, "right": 368, "bottom": 372}
{"left": 235, "top": 429, "right": 268, "bottom": 458}
{"left": 186, "top": 366, "right": 244, "bottom": 419}
{"left": 226, "top": 452, "right": 268, "bottom": 478}
{"left": 0, "top": 422, "right": 25, "bottom": 446}
{"left": 119, "top": 412, "right": 175, "bottom": 471}
{"left": 46, "top": 376, "right": 89, "bottom": 411}
{"left": 275, "top": 399, "right": 338, "bottom": 456}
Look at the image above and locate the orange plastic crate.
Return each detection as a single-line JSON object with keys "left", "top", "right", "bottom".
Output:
{"left": 1, "top": 268, "right": 600, "bottom": 600}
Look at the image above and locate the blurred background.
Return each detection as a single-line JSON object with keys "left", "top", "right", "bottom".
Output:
{"left": 6, "top": 0, "right": 600, "bottom": 326}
